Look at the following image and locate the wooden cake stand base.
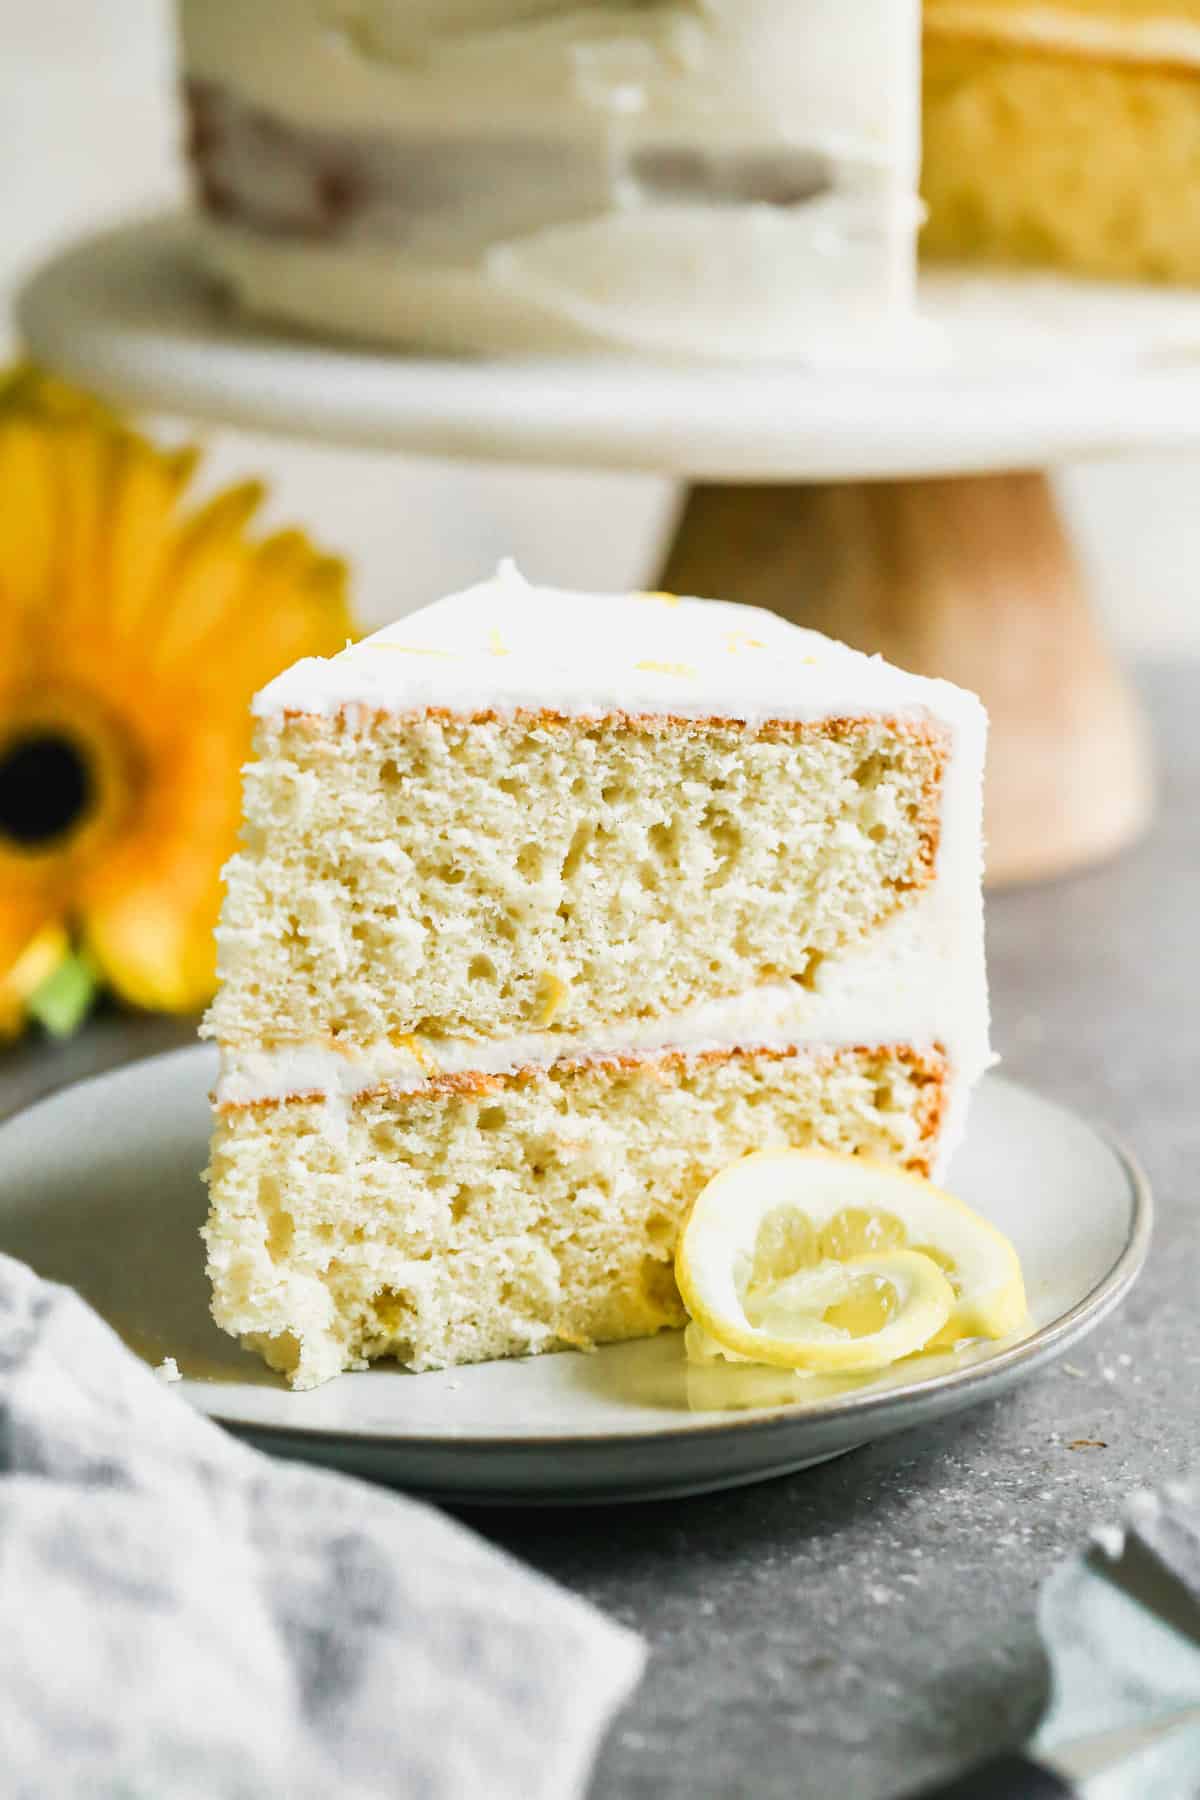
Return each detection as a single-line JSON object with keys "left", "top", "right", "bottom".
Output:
{"left": 660, "top": 471, "right": 1152, "bottom": 888}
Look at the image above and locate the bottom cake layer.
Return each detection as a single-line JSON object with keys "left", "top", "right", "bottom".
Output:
{"left": 205, "top": 1043, "right": 949, "bottom": 1389}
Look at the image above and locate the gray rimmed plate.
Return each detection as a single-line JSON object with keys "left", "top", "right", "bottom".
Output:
{"left": 0, "top": 1047, "right": 1149, "bottom": 1505}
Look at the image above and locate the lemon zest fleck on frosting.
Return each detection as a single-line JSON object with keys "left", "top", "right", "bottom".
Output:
{"left": 635, "top": 660, "right": 697, "bottom": 679}
{"left": 370, "top": 645, "right": 458, "bottom": 658}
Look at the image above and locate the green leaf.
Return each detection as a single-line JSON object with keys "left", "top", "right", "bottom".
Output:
{"left": 27, "top": 950, "right": 99, "bottom": 1038}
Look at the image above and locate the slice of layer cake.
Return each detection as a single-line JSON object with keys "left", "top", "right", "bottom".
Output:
{"left": 203, "top": 566, "right": 990, "bottom": 1388}
{"left": 178, "top": 0, "right": 922, "bottom": 361}
{"left": 923, "top": 0, "right": 1200, "bottom": 281}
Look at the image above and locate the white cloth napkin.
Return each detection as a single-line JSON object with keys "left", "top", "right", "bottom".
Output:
{"left": 0, "top": 1254, "right": 644, "bottom": 1800}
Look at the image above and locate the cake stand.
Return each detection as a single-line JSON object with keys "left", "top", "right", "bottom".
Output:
{"left": 19, "top": 215, "right": 1200, "bottom": 884}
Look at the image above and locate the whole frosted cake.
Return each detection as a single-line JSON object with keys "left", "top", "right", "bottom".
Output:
{"left": 178, "top": 0, "right": 922, "bottom": 360}
{"left": 203, "top": 566, "right": 990, "bottom": 1388}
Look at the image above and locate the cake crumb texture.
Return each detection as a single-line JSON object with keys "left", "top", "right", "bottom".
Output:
{"left": 205, "top": 1044, "right": 947, "bottom": 1389}
{"left": 207, "top": 712, "right": 946, "bottom": 1049}
{"left": 922, "top": 32, "right": 1200, "bottom": 281}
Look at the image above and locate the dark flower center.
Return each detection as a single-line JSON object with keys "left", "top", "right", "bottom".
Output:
{"left": 0, "top": 733, "right": 94, "bottom": 848}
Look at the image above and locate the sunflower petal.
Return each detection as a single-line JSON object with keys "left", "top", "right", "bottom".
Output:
{"left": 84, "top": 867, "right": 221, "bottom": 1013}
{"left": 105, "top": 438, "right": 200, "bottom": 644}
{"left": 52, "top": 422, "right": 122, "bottom": 646}
{"left": 148, "top": 528, "right": 352, "bottom": 711}
{"left": 144, "top": 480, "right": 269, "bottom": 671}
{"left": 0, "top": 421, "right": 59, "bottom": 669}
{"left": 214, "top": 531, "right": 352, "bottom": 691}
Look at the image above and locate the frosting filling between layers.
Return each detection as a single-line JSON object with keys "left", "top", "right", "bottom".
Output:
{"left": 215, "top": 1029, "right": 951, "bottom": 1107}
{"left": 215, "top": 896, "right": 993, "bottom": 1121}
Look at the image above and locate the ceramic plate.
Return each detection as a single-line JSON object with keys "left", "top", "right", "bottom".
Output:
{"left": 17, "top": 216, "right": 1200, "bottom": 479}
{"left": 0, "top": 1047, "right": 1149, "bottom": 1505}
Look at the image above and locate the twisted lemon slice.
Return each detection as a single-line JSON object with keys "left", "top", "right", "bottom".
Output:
{"left": 676, "top": 1149, "right": 1026, "bottom": 1373}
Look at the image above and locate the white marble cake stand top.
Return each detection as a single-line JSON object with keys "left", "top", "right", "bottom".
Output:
{"left": 17, "top": 214, "right": 1200, "bottom": 479}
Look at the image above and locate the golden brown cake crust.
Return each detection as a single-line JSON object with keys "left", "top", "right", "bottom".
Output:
{"left": 924, "top": 23, "right": 1200, "bottom": 77}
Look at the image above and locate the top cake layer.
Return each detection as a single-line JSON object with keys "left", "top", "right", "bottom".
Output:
{"left": 208, "top": 571, "right": 987, "bottom": 1086}
{"left": 257, "top": 562, "right": 978, "bottom": 732}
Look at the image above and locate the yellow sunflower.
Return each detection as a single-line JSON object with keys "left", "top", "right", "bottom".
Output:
{"left": 0, "top": 366, "right": 353, "bottom": 1035}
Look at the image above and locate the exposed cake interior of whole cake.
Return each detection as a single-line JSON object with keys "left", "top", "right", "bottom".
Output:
{"left": 204, "top": 565, "right": 990, "bottom": 1388}
{"left": 923, "top": 0, "right": 1200, "bottom": 281}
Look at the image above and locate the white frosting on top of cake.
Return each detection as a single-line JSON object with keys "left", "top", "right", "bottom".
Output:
{"left": 256, "top": 562, "right": 983, "bottom": 735}
{"left": 180, "top": 0, "right": 919, "bottom": 150}
{"left": 926, "top": 4, "right": 1200, "bottom": 65}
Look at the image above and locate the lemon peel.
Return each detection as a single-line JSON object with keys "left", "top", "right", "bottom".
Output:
{"left": 676, "top": 1148, "right": 1026, "bottom": 1374}
{"left": 684, "top": 1248, "right": 955, "bottom": 1372}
